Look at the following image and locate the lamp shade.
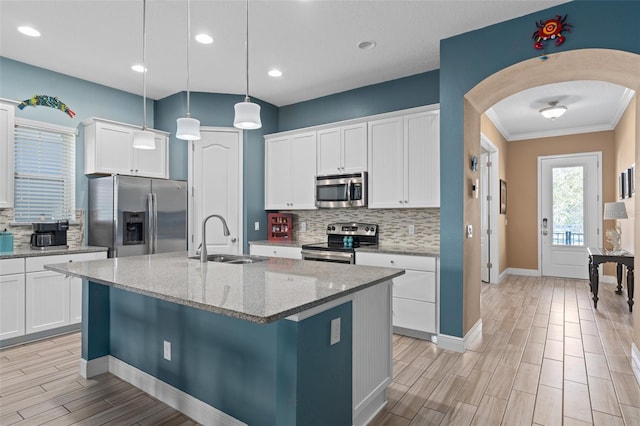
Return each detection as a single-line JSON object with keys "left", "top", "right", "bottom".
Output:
{"left": 234, "top": 100, "right": 262, "bottom": 130}
{"left": 176, "top": 117, "right": 201, "bottom": 140}
{"left": 603, "top": 201, "right": 628, "bottom": 220}
{"left": 132, "top": 129, "right": 156, "bottom": 150}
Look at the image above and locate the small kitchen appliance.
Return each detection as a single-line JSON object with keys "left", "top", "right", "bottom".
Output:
{"left": 315, "top": 172, "right": 367, "bottom": 208}
{"left": 301, "top": 222, "right": 378, "bottom": 264}
{"left": 30, "top": 220, "right": 69, "bottom": 249}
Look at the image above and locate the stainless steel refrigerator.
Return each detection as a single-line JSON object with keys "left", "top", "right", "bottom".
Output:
{"left": 88, "top": 176, "right": 187, "bottom": 258}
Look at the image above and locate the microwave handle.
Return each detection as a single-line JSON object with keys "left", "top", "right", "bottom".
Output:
{"left": 347, "top": 180, "right": 352, "bottom": 203}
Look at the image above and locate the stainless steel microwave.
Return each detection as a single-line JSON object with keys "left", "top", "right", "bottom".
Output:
{"left": 315, "top": 172, "right": 367, "bottom": 208}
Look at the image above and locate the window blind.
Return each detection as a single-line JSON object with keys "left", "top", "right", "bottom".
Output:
{"left": 14, "top": 122, "right": 76, "bottom": 223}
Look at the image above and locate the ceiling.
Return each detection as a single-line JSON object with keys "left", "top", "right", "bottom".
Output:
{"left": 3, "top": 0, "right": 632, "bottom": 141}
{"left": 486, "top": 81, "right": 636, "bottom": 141}
{"left": 1, "top": 0, "right": 569, "bottom": 107}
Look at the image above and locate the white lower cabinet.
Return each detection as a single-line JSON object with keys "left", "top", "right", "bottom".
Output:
{"left": 0, "top": 251, "right": 107, "bottom": 343}
{"left": 0, "top": 271, "right": 26, "bottom": 340}
{"left": 26, "top": 271, "right": 69, "bottom": 334}
{"left": 249, "top": 244, "right": 302, "bottom": 260}
{"left": 356, "top": 252, "right": 438, "bottom": 337}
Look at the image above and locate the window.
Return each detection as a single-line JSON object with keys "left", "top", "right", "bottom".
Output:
{"left": 14, "top": 119, "right": 76, "bottom": 223}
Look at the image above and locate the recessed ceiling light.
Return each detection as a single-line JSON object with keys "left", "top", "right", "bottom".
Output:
{"left": 195, "top": 34, "right": 213, "bottom": 44}
{"left": 357, "top": 40, "right": 376, "bottom": 50}
{"left": 18, "top": 26, "right": 40, "bottom": 37}
{"left": 131, "top": 64, "right": 147, "bottom": 73}
{"left": 268, "top": 69, "right": 283, "bottom": 78}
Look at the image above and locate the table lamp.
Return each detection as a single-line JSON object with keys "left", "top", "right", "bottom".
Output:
{"left": 604, "top": 201, "right": 628, "bottom": 252}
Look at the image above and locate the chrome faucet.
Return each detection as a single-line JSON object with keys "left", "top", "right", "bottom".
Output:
{"left": 201, "top": 214, "right": 231, "bottom": 263}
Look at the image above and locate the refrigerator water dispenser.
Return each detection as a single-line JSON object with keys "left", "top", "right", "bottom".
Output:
{"left": 123, "top": 211, "right": 145, "bottom": 245}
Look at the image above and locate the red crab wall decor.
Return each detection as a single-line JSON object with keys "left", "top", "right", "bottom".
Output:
{"left": 532, "top": 14, "right": 573, "bottom": 50}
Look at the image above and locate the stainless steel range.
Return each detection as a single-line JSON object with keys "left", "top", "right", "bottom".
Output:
{"left": 301, "top": 222, "right": 378, "bottom": 264}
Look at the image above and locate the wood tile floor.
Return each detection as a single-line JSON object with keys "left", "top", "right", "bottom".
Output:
{"left": 2, "top": 275, "right": 639, "bottom": 425}
{"left": 372, "top": 275, "right": 640, "bottom": 425}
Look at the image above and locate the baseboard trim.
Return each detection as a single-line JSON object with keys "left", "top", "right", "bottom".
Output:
{"left": 108, "top": 356, "right": 245, "bottom": 426}
{"left": 497, "top": 269, "right": 508, "bottom": 283}
{"left": 437, "top": 320, "right": 482, "bottom": 353}
{"left": 507, "top": 268, "right": 540, "bottom": 277}
{"left": 632, "top": 343, "right": 640, "bottom": 387}
{"left": 81, "top": 355, "right": 109, "bottom": 378}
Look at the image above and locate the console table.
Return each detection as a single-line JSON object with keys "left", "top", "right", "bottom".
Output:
{"left": 587, "top": 248, "right": 634, "bottom": 312}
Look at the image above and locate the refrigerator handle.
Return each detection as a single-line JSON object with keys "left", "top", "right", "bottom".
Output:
{"left": 152, "top": 193, "right": 158, "bottom": 254}
{"left": 147, "top": 193, "right": 154, "bottom": 255}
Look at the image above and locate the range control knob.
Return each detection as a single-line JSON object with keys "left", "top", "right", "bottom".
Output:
{"left": 327, "top": 225, "right": 332, "bottom": 231}
{"left": 365, "top": 227, "right": 369, "bottom": 231}
{"left": 331, "top": 226, "right": 336, "bottom": 231}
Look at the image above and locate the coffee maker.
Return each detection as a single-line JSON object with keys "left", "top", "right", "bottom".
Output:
{"left": 30, "top": 220, "right": 69, "bottom": 249}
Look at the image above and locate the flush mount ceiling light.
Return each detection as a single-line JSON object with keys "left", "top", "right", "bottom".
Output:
{"left": 131, "top": 64, "right": 146, "bottom": 73}
{"left": 18, "top": 26, "right": 40, "bottom": 37}
{"left": 357, "top": 40, "right": 376, "bottom": 50}
{"left": 195, "top": 33, "right": 213, "bottom": 44}
{"left": 133, "top": 0, "right": 156, "bottom": 150}
{"left": 268, "top": 69, "right": 282, "bottom": 77}
{"left": 176, "top": 0, "right": 201, "bottom": 141}
{"left": 233, "top": 0, "right": 262, "bottom": 130}
{"left": 539, "top": 101, "right": 568, "bottom": 120}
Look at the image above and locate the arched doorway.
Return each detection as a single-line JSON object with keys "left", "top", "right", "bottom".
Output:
{"left": 462, "top": 48, "right": 640, "bottom": 349}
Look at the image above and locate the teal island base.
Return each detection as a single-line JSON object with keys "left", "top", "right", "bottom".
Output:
{"left": 80, "top": 280, "right": 392, "bottom": 426}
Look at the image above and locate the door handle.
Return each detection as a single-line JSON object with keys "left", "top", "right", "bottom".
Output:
{"left": 542, "top": 218, "right": 548, "bottom": 235}
{"left": 231, "top": 237, "right": 237, "bottom": 243}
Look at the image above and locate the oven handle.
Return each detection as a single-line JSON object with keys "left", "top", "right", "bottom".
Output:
{"left": 301, "top": 249, "right": 354, "bottom": 264}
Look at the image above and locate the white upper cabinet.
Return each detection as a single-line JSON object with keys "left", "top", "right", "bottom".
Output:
{"left": 265, "top": 131, "right": 317, "bottom": 210}
{"left": 84, "top": 118, "right": 168, "bottom": 178}
{"left": 317, "top": 122, "right": 367, "bottom": 176}
{"left": 367, "top": 117, "right": 404, "bottom": 208}
{"left": 368, "top": 109, "right": 440, "bottom": 208}
{"left": 0, "top": 101, "right": 16, "bottom": 208}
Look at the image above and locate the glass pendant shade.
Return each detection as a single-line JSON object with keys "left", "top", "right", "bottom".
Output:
{"left": 539, "top": 101, "right": 567, "bottom": 119}
{"left": 132, "top": 129, "right": 156, "bottom": 149}
{"left": 176, "top": 117, "right": 201, "bottom": 140}
{"left": 234, "top": 99, "right": 262, "bottom": 130}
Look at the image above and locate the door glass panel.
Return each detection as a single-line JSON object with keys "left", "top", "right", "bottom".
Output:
{"left": 552, "top": 166, "right": 584, "bottom": 246}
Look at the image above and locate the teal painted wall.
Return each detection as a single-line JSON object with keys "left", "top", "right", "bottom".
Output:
{"left": 154, "top": 92, "right": 278, "bottom": 253}
{"left": 439, "top": 0, "right": 640, "bottom": 337}
{"left": 104, "top": 284, "right": 352, "bottom": 425}
{"left": 0, "top": 57, "right": 151, "bottom": 222}
{"left": 279, "top": 70, "right": 439, "bottom": 131}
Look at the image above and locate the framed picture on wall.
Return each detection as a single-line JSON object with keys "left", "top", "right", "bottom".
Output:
{"left": 620, "top": 171, "right": 628, "bottom": 199}
{"left": 500, "top": 179, "right": 507, "bottom": 214}
{"left": 629, "top": 165, "right": 635, "bottom": 198}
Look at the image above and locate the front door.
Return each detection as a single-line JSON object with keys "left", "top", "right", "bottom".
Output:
{"left": 189, "top": 127, "right": 242, "bottom": 256}
{"left": 539, "top": 153, "right": 601, "bottom": 279}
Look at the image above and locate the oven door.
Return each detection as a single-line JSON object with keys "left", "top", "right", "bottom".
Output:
{"left": 301, "top": 249, "right": 354, "bottom": 264}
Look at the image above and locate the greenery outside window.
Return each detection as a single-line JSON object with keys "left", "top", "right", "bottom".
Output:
{"left": 14, "top": 119, "right": 76, "bottom": 223}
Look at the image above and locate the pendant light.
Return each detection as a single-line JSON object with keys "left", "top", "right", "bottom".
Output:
{"left": 176, "top": 0, "right": 201, "bottom": 140}
{"left": 233, "top": 0, "right": 261, "bottom": 130}
{"left": 133, "top": 0, "right": 156, "bottom": 150}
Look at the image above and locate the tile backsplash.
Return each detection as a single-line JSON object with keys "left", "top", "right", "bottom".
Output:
{"left": 0, "top": 208, "right": 85, "bottom": 249}
{"left": 280, "top": 208, "right": 440, "bottom": 252}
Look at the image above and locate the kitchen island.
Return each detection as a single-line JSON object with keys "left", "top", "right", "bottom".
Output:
{"left": 45, "top": 252, "right": 403, "bottom": 426}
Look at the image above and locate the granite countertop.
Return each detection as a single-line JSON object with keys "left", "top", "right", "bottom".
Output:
{"left": 0, "top": 245, "right": 108, "bottom": 260}
{"left": 45, "top": 251, "right": 404, "bottom": 324}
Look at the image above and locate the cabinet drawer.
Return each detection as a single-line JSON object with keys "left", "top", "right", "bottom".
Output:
{"left": 250, "top": 244, "right": 302, "bottom": 260}
{"left": 392, "top": 298, "right": 436, "bottom": 334}
{"left": 356, "top": 252, "right": 435, "bottom": 271}
{"left": 26, "top": 252, "right": 106, "bottom": 272}
{"left": 393, "top": 270, "right": 436, "bottom": 302}
{"left": 0, "top": 258, "right": 25, "bottom": 275}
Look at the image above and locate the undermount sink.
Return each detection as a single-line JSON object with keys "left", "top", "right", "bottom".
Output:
{"left": 189, "top": 254, "right": 266, "bottom": 264}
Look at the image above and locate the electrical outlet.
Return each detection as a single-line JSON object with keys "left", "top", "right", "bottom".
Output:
{"left": 408, "top": 224, "right": 415, "bottom": 235}
{"left": 163, "top": 340, "right": 171, "bottom": 361}
{"left": 301, "top": 221, "right": 307, "bottom": 232}
{"left": 466, "top": 224, "right": 473, "bottom": 239}
{"left": 330, "top": 318, "right": 341, "bottom": 345}
{"left": 254, "top": 221, "right": 260, "bottom": 231}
